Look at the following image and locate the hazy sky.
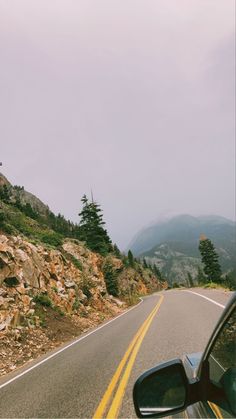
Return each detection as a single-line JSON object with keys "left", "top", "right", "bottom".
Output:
{"left": 0, "top": 1, "right": 235, "bottom": 248}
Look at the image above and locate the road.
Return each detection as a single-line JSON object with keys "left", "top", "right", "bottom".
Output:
{"left": 0, "top": 288, "right": 232, "bottom": 418}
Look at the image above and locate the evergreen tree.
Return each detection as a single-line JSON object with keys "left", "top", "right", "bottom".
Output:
{"left": 143, "top": 258, "right": 148, "bottom": 269}
{"left": 199, "top": 237, "right": 222, "bottom": 283}
{"left": 102, "top": 260, "right": 119, "bottom": 296}
{"left": 225, "top": 269, "right": 236, "bottom": 291}
{"left": 0, "top": 185, "right": 10, "bottom": 203}
{"left": 113, "top": 244, "right": 121, "bottom": 258}
{"left": 78, "top": 195, "right": 112, "bottom": 255}
{"left": 128, "top": 250, "right": 135, "bottom": 267}
{"left": 153, "top": 264, "right": 162, "bottom": 280}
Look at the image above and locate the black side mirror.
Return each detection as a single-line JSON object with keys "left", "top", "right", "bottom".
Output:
{"left": 133, "top": 359, "right": 199, "bottom": 418}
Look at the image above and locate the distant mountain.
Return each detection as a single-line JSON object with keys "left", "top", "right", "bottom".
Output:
{"left": 129, "top": 215, "right": 236, "bottom": 285}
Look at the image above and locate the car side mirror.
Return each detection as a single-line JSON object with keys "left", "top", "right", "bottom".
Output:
{"left": 133, "top": 359, "right": 199, "bottom": 418}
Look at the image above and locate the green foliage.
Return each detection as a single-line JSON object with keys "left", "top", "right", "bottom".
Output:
{"left": 81, "top": 283, "right": 92, "bottom": 299}
{"left": 39, "top": 232, "right": 63, "bottom": 247}
{"left": 0, "top": 185, "right": 11, "bottom": 203}
{"left": 113, "top": 244, "right": 121, "bottom": 258}
{"left": 203, "top": 282, "right": 226, "bottom": 289}
{"left": 199, "top": 238, "right": 222, "bottom": 283}
{"left": 102, "top": 260, "right": 119, "bottom": 296}
{"left": 33, "top": 293, "right": 53, "bottom": 307}
{"left": 69, "top": 255, "right": 83, "bottom": 271}
{"left": 225, "top": 270, "right": 236, "bottom": 291}
{"left": 187, "top": 272, "right": 194, "bottom": 287}
{"left": 72, "top": 298, "right": 80, "bottom": 311}
{"left": 53, "top": 306, "right": 65, "bottom": 316}
{"left": 153, "top": 264, "right": 163, "bottom": 280}
{"left": 196, "top": 266, "right": 207, "bottom": 284}
{"left": 78, "top": 195, "right": 112, "bottom": 255}
{"left": 143, "top": 258, "right": 148, "bottom": 269}
{"left": 127, "top": 250, "right": 135, "bottom": 267}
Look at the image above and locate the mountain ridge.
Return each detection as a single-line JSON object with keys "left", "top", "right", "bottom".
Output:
{"left": 129, "top": 214, "right": 236, "bottom": 285}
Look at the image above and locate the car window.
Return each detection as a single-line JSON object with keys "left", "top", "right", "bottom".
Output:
{"left": 207, "top": 308, "right": 236, "bottom": 417}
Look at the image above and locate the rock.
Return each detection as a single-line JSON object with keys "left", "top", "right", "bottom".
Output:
{"left": 109, "top": 296, "right": 124, "bottom": 307}
{"left": 27, "top": 309, "right": 35, "bottom": 316}
{"left": 64, "top": 280, "right": 76, "bottom": 288}
{"left": 16, "top": 286, "right": 26, "bottom": 294}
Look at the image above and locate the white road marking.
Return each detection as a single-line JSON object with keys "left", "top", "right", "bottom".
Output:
{"left": 183, "top": 290, "right": 225, "bottom": 309}
{"left": 0, "top": 297, "right": 145, "bottom": 390}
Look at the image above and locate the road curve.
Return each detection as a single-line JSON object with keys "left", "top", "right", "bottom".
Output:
{"left": 0, "top": 288, "right": 232, "bottom": 418}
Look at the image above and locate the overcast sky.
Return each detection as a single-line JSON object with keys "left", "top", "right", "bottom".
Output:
{"left": 0, "top": 0, "right": 235, "bottom": 249}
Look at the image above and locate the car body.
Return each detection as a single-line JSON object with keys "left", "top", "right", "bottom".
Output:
{"left": 133, "top": 292, "right": 236, "bottom": 418}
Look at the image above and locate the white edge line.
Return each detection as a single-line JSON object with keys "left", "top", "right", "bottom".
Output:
{"left": 183, "top": 290, "right": 225, "bottom": 309}
{"left": 0, "top": 297, "right": 145, "bottom": 390}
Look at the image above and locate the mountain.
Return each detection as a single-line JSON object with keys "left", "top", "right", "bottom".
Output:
{"left": 129, "top": 215, "right": 236, "bottom": 285}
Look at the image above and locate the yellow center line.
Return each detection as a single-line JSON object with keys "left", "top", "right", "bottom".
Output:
{"left": 208, "top": 401, "right": 223, "bottom": 419}
{"left": 107, "top": 295, "right": 164, "bottom": 418}
{"left": 93, "top": 295, "right": 164, "bottom": 419}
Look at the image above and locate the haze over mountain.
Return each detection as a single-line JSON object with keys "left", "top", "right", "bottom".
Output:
{"left": 1, "top": 1, "right": 235, "bottom": 249}
{"left": 129, "top": 214, "right": 236, "bottom": 285}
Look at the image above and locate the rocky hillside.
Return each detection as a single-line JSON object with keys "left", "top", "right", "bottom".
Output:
{"left": 0, "top": 233, "right": 162, "bottom": 376}
{"left": 0, "top": 173, "right": 164, "bottom": 375}
{"left": 0, "top": 173, "right": 49, "bottom": 216}
{"left": 129, "top": 215, "right": 236, "bottom": 285}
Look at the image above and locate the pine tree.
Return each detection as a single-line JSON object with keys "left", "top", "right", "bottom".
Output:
{"left": 199, "top": 237, "right": 222, "bottom": 283}
{"left": 102, "top": 260, "right": 119, "bottom": 296}
{"left": 0, "top": 185, "right": 10, "bottom": 203}
{"left": 153, "top": 264, "right": 162, "bottom": 280}
{"left": 113, "top": 244, "right": 121, "bottom": 258}
{"left": 78, "top": 195, "right": 112, "bottom": 255}
{"left": 128, "top": 250, "right": 135, "bottom": 267}
{"left": 143, "top": 258, "right": 148, "bottom": 269}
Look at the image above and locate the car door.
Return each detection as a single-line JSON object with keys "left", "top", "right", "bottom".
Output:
{"left": 186, "top": 306, "right": 236, "bottom": 418}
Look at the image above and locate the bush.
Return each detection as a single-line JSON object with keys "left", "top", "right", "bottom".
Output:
{"left": 33, "top": 293, "right": 53, "bottom": 307}
{"left": 72, "top": 298, "right": 80, "bottom": 311}
{"left": 102, "top": 260, "right": 119, "bottom": 296}
{"left": 40, "top": 232, "right": 63, "bottom": 247}
{"left": 70, "top": 255, "right": 83, "bottom": 271}
{"left": 225, "top": 271, "right": 236, "bottom": 291}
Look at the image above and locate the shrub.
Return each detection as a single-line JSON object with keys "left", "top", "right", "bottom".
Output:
{"left": 40, "top": 232, "right": 63, "bottom": 247}
{"left": 33, "top": 293, "right": 53, "bottom": 307}
{"left": 72, "top": 298, "right": 80, "bottom": 311}
{"left": 102, "top": 260, "right": 119, "bottom": 296}
{"left": 70, "top": 255, "right": 83, "bottom": 271}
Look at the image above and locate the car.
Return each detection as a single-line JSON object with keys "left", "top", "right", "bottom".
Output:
{"left": 133, "top": 292, "right": 236, "bottom": 418}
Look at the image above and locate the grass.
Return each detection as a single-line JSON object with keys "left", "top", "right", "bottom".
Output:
{"left": 202, "top": 282, "right": 230, "bottom": 290}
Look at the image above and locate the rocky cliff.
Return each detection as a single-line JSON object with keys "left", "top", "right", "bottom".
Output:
{"left": 0, "top": 233, "right": 162, "bottom": 376}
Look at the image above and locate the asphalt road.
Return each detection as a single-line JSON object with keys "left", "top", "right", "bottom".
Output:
{"left": 0, "top": 288, "right": 232, "bottom": 418}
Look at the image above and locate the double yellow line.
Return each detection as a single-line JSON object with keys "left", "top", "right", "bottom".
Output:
{"left": 93, "top": 295, "right": 164, "bottom": 419}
